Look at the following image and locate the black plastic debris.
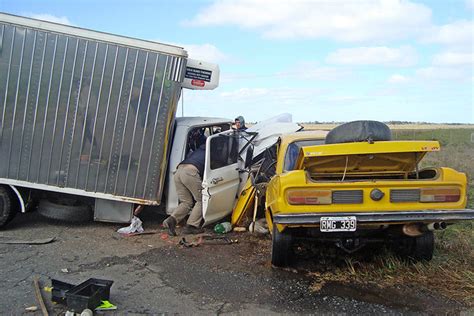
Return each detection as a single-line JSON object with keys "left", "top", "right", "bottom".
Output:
{"left": 51, "top": 279, "right": 74, "bottom": 304}
{"left": 51, "top": 278, "right": 113, "bottom": 311}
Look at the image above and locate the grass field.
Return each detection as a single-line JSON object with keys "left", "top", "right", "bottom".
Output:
{"left": 303, "top": 126, "right": 474, "bottom": 306}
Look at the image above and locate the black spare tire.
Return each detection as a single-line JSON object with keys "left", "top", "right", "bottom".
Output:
{"left": 325, "top": 120, "right": 391, "bottom": 144}
{"left": 37, "top": 199, "right": 92, "bottom": 223}
{"left": 0, "top": 186, "right": 14, "bottom": 227}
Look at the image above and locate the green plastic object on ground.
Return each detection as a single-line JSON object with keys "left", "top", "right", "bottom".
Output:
{"left": 214, "top": 222, "right": 232, "bottom": 234}
{"left": 95, "top": 300, "right": 117, "bottom": 311}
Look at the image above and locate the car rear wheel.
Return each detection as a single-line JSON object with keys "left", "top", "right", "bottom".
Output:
{"left": 271, "top": 225, "right": 293, "bottom": 267}
{"left": 398, "top": 231, "right": 434, "bottom": 262}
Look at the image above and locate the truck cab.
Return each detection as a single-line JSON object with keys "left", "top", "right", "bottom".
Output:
{"left": 165, "top": 117, "right": 232, "bottom": 215}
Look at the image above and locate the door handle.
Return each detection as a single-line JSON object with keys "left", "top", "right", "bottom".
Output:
{"left": 211, "top": 177, "right": 224, "bottom": 185}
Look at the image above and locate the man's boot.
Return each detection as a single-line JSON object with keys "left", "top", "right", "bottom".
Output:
{"left": 163, "top": 216, "right": 177, "bottom": 236}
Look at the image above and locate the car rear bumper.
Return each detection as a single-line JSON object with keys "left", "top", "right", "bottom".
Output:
{"left": 273, "top": 209, "right": 474, "bottom": 225}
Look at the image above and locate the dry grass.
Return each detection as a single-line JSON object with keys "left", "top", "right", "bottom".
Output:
{"left": 306, "top": 127, "right": 474, "bottom": 306}
{"left": 301, "top": 123, "right": 474, "bottom": 131}
{"left": 312, "top": 239, "right": 474, "bottom": 307}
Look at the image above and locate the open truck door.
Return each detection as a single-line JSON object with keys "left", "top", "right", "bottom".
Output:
{"left": 202, "top": 132, "right": 240, "bottom": 225}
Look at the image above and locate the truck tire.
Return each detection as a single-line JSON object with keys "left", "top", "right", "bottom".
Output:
{"left": 397, "top": 231, "right": 434, "bottom": 262}
{"left": 0, "top": 186, "right": 14, "bottom": 227}
{"left": 325, "top": 120, "right": 392, "bottom": 144}
{"left": 37, "top": 199, "right": 92, "bottom": 223}
{"left": 271, "top": 225, "right": 293, "bottom": 267}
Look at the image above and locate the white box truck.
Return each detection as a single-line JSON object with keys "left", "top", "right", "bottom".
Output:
{"left": 0, "top": 13, "right": 241, "bottom": 227}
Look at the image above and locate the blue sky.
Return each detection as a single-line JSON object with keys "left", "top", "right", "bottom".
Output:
{"left": 1, "top": 0, "right": 473, "bottom": 123}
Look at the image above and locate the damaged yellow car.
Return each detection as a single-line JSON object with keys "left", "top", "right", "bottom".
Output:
{"left": 265, "top": 121, "right": 474, "bottom": 267}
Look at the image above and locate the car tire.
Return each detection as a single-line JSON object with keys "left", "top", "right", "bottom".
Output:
{"left": 0, "top": 186, "right": 14, "bottom": 228}
{"left": 271, "top": 225, "right": 293, "bottom": 267}
{"left": 37, "top": 199, "right": 92, "bottom": 223}
{"left": 398, "top": 231, "right": 434, "bottom": 262}
{"left": 325, "top": 120, "right": 392, "bottom": 144}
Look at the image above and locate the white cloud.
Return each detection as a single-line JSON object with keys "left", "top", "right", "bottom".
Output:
{"left": 388, "top": 74, "right": 410, "bottom": 84}
{"left": 415, "top": 66, "right": 471, "bottom": 81}
{"left": 185, "top": 0, "right": 432, "bottom": 42}
{"left": 158, "top": 41, "right": 229, "bottom": 63}
{"left": 467, "top": 0, "right": 474, "bottom": 9}
{"left": 424, "top": 20, "right": 473, "bottom": 48}
{"left": 183, "top": 43, "right": 229, "bottom": 63}
{"left": 220, "top": 87, "right": 269, "bottom": 98}
{"left": 276, "top": 62, "right": 352, "bottom": 80}
{"left": 219, "top": 63, "right": 350, "bottom": 84}
{"left": 326, "top": 46, "right": 417, "bottom": 66}
{"left": 432, "top": 52, "right": 474, "bottom": 66}
{"left": 25, "top": 13, "right": 72, "bottom": 25}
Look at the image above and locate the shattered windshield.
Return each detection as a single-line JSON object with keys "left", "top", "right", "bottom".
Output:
{"left": 283, "top": 139, "right": 325, "bottom": 171}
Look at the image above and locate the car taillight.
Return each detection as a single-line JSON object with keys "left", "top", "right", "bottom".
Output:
{"left": 420, "top": 187, "right": 461, "bottom": 203}
{"left": 286, "top": 189, "right": 332, "bottom": 205}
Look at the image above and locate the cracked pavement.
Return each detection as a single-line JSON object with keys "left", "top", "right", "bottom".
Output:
{"left": 0, "top": 210, "right": 467, "bottom": 315}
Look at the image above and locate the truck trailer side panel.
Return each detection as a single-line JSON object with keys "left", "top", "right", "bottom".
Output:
{"left": 0, "top": 15, "right": 186, "bottom": 204}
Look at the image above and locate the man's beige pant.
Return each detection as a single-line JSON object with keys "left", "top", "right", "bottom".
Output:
{"left": 171, "top": 164, "right": 203, "bottom": 227}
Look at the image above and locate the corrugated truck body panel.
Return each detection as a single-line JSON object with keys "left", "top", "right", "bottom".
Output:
{"left": 0, "top": 13, "right": 187, "bottom": 204}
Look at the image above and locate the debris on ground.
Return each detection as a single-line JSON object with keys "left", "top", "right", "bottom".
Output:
{"left": 233, "top": 227, "right": 247, "bottom": 232}
{"left": 119, "top": 231, "right": 157, "bottom": 237}
{"left": 61, "top": 268, "right": 69, "bottom": 273}
{"left": 25, "top": 306, "right": 38, "bottom": 312}
{"left": 0, "top": 237, "right": 55, "bottom": 244}
{"left": 202, "top": 235, "right": 238, "bottom": 245}
{"left": 253, "top": 218, "right": 269, "bottom": 234}
{"left": 51, "top": 278, "right": 114, "bottom": 312}
{"left": 95, "top": 300, "right": 117, "bottom": 311}
{"left": 214, "top": 222, "right": 232, "bottom": 234}
{"left": 117, "top": 216, "right": 144, "bottom": 234}
{"left": 178, "top": 235, "right": 238, "bottom": 248}
{"left": 80, "top": 308, "right": 93, "bottom": 316}
{"left": 33, "top": 276, "right": 49, "bottom": 316}
{"left": 179, "top": 237, "right": 202, "bottom": 248}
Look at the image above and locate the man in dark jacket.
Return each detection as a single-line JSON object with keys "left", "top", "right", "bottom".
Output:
{"left": 234, "top": 116, "right": 247, "bottom": 131}
{"left": 163, "top": 143, "right": 206, "bottom": 236}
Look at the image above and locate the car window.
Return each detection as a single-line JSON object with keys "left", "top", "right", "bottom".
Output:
{"left": 210, "top": 135, "right": 239, "bottom": 170}
{"left": 283, "top": 139, "right": 325, "bottom": 171}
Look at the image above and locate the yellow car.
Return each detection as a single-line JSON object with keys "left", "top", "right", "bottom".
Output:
{"left": 265, "top": 122, "right": 473, "bottom": 267}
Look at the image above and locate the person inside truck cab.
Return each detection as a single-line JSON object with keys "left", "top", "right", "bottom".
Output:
{"left": 163, "top": 134, "right": 207, "bottom": 236}
{"left": 187, "top": 128, "right": 205, "bottom": 152}
{"left": 233, "top": 116, "right": 247, "bottom": 131}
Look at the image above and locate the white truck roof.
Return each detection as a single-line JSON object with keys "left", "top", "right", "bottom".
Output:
{"left": 175, "top": 117, "right": 231, "bottom": 127}
{"left": 0, "top": 12, "right": 187, "bottom": 57}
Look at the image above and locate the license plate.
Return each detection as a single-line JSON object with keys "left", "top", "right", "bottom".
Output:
{"left": 320, "top": 216, "right": 357, "bottom": 232}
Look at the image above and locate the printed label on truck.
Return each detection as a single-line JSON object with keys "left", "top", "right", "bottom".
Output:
{"left": 185, "top": 67, "right": 212, "bottom": 82}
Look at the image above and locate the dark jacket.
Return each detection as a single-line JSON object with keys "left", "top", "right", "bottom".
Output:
{"left": 235, "top": 115, "right": 247, "bottom": 131}
{"left": 180, "top": 144, "right": 205, "bottom": 176}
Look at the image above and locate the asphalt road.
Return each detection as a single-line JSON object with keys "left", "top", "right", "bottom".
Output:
{"left": 0, "top": 209, "right": 467, "bottom": 315}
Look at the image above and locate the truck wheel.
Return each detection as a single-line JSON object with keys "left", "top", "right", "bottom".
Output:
{"left": 37, "top": 199, "right": 92, "bottom": 223}
{"left": 325, "top": 120, "right": 392, "bottom": 144}
{"left": 271, "top": 225, "right": 293, "bottom": 267}
{"left": 398, "top": 231, "right": 434, "bottom": 262}
{"left": 0, "top": 186, "right": 14, "bottom": 227}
